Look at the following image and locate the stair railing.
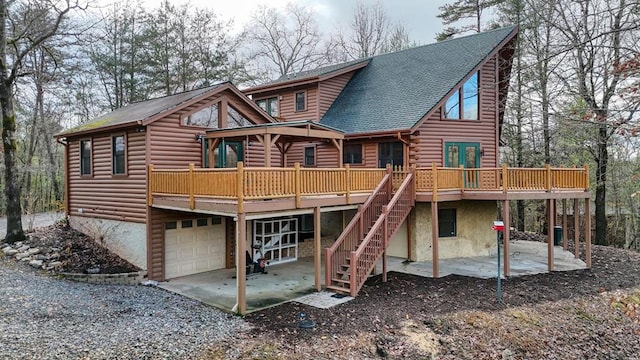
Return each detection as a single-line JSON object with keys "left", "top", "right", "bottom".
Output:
{"left": 349, "top": 171, "right": 415, "bottom": 296}
{"left": 325, "top": 168, "right": 392, "bottom": 289}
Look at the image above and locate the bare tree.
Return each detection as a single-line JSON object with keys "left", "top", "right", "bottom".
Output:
{"left": 246, "top": 3, "right": 330, "bottom": 79}
{"left": 553, "top": 0, "right": 639, "bottom": 245}
{"left": 384, "top": 23, "right": 415, "bottom": 53}
{"left": 337, "top": 1, "right": 390, "bottom": 59}
{"left": 1, "top": 0, "right": 82, "bottom": 243}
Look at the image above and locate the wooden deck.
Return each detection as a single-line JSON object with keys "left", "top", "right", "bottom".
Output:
{"left": 148, "top": 163, "right": 590, "bottom": 214}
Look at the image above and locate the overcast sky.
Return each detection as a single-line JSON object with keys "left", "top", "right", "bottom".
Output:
{"left": 136, "top": 0, "right": 451, "bottom": 45}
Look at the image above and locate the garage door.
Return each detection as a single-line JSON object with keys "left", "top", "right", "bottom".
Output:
{"left": 165, "top": 217, "right": 226, "bottom": 279}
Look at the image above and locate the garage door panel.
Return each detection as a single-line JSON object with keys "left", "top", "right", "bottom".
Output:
{"left": 165, "top": 218, "right": 226, "bottom": 279}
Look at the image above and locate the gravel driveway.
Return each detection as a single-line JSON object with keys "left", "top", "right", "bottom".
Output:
{"left": 0, "top": 258, "right": 248, "bottom": 359}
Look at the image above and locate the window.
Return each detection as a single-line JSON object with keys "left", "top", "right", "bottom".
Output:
{"left": 438, "top": 208, "right": 457, "bottom": 237}
{"left": 378, "top": 142, "right": 403, "bottom": 168}
{"left": 165, "top": 222, "right": 177, "bottom": 230}
{"left": 80, "top": 139, "right": 91, "bottom": 175}
{"left": 181, "top": 220, "right": 193, "bottom": 228}
{"left": 304, "top": 146, "right": 315, "bottom": 166}
{"left": 256, "top": 97, "right": 279, "bottom": 117}
{"left": 343, "top": 144, "right": 363, "bottom": 164}
{"left": 197, "top": 218, "right": 208, "bottom": 227}
{"left": 443, "top": 72, "right": 479, "bottom": 120}
{"left": 212, "top": 216, "right": 222, "bottom": 225}
{"left": 182, "top": 103, "right": 219, "bottom": 127}
{"left": 295, "top": 91, "right": 306, "bottom": 111}
{"left": 112, "top": 135, "right": 126, "bottom": 175}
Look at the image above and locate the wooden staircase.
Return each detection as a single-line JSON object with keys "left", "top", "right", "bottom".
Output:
{"left": 325, "top": 168, "right": 415, "bottom": 296}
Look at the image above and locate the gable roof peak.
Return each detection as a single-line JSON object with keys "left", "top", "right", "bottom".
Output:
{"left": 320, "top": 26, "right": 517, "bottom": 135}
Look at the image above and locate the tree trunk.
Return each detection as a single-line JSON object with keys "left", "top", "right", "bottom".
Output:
{"left": 1, "top": 81, "right": 25, "bottom": 243}
{"left": 594, "top": 123, "right": 608, "bottom": 245}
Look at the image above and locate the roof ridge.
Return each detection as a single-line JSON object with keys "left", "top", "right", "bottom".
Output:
{"left": 126, "top": 82, "right": 228, "bottom": 105}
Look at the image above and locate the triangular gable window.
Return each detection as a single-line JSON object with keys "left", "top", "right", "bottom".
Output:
{"left": 183, "top": 103, "right": 219, "bottom": 127}
{"left": 443, "top": 72, "right": 479, "bottom": 120}
{"left": 182, "top": 103, "right": 254, "bottom": 128}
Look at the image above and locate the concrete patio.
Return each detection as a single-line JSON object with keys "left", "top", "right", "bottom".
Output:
{"left": 158, "top": 240, "right": 587, "bottom": 313}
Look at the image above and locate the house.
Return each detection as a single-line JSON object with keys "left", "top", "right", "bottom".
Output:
{"left": 55, "top": 27, "right": 591, "bottom": 314}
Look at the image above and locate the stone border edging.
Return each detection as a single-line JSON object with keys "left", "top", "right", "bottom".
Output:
{"left": 60, "top": 271, "right": 147, "bottom": 285}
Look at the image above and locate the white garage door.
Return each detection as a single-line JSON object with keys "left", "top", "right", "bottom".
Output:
{"left": 165, "top": 217, "right": 226, "bottom": 279}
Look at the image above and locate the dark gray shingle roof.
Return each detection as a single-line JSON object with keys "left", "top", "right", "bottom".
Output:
{"left": 320, "top": 27, "right": 516, "bottom": 134}
{"left": 254, "top": 59, "right": 369, "bottom": 88}
{"left": 59, "top": 84, "right": 225, "bottom": 136}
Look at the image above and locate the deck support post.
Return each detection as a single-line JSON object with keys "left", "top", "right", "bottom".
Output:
{"left": 547, "top": 199, "right": 555, "bottom": 271}
{"left": 189, "top": 163, "right": 195, "bottom": 210}
{"left": 313, "top": 206, "right": 322, "bottom": 291}
{"left": 574, "top": 198, "right": 580, "bottom": 259}
{"left": 431, "top": 162, "right": 439, "bottom": 278}
{"left": 147, "top": 164, "right": 154, "bottom": 206}
{"left": 502, "top": 199, "right": 510, "bottom": 277}
{"left": 562, "top": 199, "right": 568, "bottom": 250}
{"left": 263, "top": 133, "right": 271, "bottom": 167}
{"left": 431, "top": 201, "right": 439, "bottom": 278}
{"left": 236, "top": 213, "right": 247, "bottom": 314}
{"left": 585, "top": 198, "right": 591, "bottom": 268}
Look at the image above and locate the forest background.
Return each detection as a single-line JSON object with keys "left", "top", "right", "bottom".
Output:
{"left": 0, "top": 0, "right": 638, "bottom": 249}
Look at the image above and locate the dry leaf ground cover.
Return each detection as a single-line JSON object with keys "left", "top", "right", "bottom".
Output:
{"left": 4, "top": 225, "right": 640, "bottom": 359}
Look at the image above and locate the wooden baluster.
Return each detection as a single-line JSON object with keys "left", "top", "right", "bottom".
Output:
{"left": 295, "top": 162, "right": 301, "bottom": 208}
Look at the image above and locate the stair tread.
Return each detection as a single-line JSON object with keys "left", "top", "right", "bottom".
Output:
{"left": 332, "top": 278, "right": 350, "bottom": 284}
{"left": 326, "top": 285, "right": 351, "bottom": 294}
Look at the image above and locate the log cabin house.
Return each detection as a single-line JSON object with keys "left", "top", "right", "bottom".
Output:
{"left": 55, "top": 27, "right": 591, "bottom": 313}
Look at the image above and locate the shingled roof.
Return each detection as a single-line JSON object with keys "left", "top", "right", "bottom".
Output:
{"left": 57, "top": 83, "right": 226, "bottom": 137}
{"left": 320, "top": 26, "right": 517, "bottom": 135}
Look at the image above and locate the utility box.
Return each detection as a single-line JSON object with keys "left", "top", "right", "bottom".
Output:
{"left": 553, "top": 226, "right": 562, "bottom": 246}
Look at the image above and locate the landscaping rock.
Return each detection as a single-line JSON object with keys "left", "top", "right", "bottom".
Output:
{"left": 3, "top": 249, "right": 18, "bottom": 256}
{"left": 15, "top": 252, "right": 30, "bottom": 260}
{"left": 17, "top": 245, "right": 30, "bottom": 252}
{"left": 49, "top": 261, "right": 63, "bottom": 268}
{"left": 29, "top": 260, "right": 43, "bottom": 268}
{"left": 48, "top": 252, "right": 60, "bottom": 260}
{"left": 27, "top": 248, "right": 41, "bottom": 255}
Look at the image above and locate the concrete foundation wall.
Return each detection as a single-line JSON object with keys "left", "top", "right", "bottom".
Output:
{"left": 411, "top": 201, "right": 498, "bottom": 261}
{"left": 69, "top": 216, "right": 147, "bottom": 270}
{"left": 387, "top": 221, "right": 408, "bottom": 258}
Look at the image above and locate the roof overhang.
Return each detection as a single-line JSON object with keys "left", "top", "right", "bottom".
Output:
{"left": 206, "top": 120, "right": 344, "bottom": 141}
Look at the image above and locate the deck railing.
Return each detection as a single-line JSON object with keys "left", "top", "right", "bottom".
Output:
{"left": 148, "top": 162, "right": 590, "bottom": 211}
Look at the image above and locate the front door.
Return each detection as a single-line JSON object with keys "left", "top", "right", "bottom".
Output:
{"left": 378, "top": 142, "right": 404, "bottom": 168}
{"left": 212, "top": 141, "right": 243, "bottom": 168}
{"left": 445, "top": 142, "right": 480, "bottom": 188}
